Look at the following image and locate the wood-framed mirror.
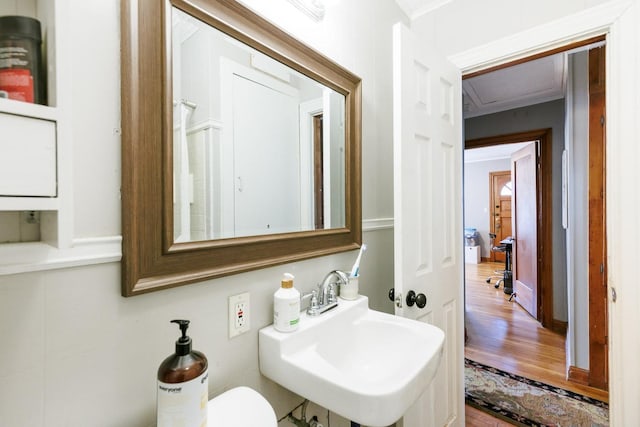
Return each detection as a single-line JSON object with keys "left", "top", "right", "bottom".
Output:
{"left": 121, "top": 0, "right": 362, "bottom": 296}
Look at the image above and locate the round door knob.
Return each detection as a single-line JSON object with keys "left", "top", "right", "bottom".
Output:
{"left": 388, "top": 288, "right": 395, "bottom": 302}
{"left": 406, "top": 290, "right": 427, "bottom": 308}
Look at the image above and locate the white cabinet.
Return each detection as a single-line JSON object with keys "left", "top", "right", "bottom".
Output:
{"left": 0, "top": 0, "right": 72, "bottom": 247}
{"left": 465, "top": 246, "right": 480, "bottom": 264}
{"left": 0, "top": 112, "right": 56, "bottom": 196}
{"left": 0, "top": 0, "right": 121, "bottom": 274}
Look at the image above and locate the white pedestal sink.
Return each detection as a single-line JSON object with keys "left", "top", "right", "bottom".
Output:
{"left": 258, "top": 296, "right": 445, "bottom": 426}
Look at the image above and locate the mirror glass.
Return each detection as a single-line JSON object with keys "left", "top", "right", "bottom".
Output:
{"left": 172, "top": 8, "right": 346, "bottom": 243}
{"left": 120, "top": 0, "right": 361, "bottom": 296}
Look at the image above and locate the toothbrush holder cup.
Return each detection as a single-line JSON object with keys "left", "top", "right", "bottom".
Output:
{"left": 340, "top": 276, "right": 359, "bottom": 300}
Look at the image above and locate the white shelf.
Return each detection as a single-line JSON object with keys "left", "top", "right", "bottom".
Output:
{"left": 0, "top": 197, "right": 58, "bottom": 211}
{"left": 0, "top": 237, "right": 123, "bottom": 276}
{"left": 0, "top": 0, "right": 59, "bottom": 208}
{"left": 0, "top": 0, "right": 73, "bottom": 254}
{"left": 0, "top": 97, "right": 58, "bottom": 121}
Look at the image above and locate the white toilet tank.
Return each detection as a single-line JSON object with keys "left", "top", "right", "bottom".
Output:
{"left": 207, "top": 386, "right": 277, "bottom": 427}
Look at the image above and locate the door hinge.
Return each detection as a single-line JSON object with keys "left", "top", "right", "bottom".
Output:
{"left": 600, "top": 115, "right": 605, "bottom": 126}
{"left": 600, "top": 263, "right": 604, "bottom": 274}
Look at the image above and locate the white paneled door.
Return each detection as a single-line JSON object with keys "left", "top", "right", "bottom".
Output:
{"left": 392, "top": 22, "right": 464, "bottom": 426}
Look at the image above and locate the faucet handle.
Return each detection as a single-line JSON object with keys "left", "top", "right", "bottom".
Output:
{"left": 306, "top": 289, "right": 320, "bottom": 316}
{"left": 327, "top": 283, "right": 337, "bottom": 304}
{"left": 310, "top": 289, "right": 319, "bottom": 308}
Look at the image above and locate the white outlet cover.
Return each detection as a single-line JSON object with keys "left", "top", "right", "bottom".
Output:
{"left": 228, "top": 292, "right": 250, "bottom": 338}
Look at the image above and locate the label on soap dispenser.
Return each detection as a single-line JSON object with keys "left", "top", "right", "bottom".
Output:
{"left": 157, "top": 370, "right": 208, "bottom": 427}
{"left": 273, "top": 288, "right": 300, "bottom": 332}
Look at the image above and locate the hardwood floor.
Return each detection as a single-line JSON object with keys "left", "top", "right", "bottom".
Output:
{"left": 463, "top": 261, "right": 608, "bottom": 425}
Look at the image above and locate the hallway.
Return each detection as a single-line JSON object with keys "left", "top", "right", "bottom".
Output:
{"left": 464, "top": 261, "right": 608, "bottom": 424}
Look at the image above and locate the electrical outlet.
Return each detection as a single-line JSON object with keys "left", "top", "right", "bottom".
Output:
{"left": 228, "top": 292, "right": 250, "bottom": 338}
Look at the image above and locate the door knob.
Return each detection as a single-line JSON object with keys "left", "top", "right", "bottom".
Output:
{"left": 406, "top": 290, "right": 427, "bottom": 308}
{"left": 388, "top": 288, "right": 402, "bottom": 308}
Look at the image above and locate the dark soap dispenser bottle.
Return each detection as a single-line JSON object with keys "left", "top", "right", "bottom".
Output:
{"left": 157, "top": 319, "right": 209, "bottom": 427}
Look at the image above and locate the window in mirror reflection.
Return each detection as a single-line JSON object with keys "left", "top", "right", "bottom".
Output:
{"left": 171, "top": 7, "right": 346, "bottom": 243}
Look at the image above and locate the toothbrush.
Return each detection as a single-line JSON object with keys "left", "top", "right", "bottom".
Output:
{"left": 349, "top": 243, "right": 367, "bottom": 277}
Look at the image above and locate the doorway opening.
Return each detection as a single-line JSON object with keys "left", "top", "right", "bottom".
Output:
{"left": 462, "top": 37, "right": 608, "bottom": 407}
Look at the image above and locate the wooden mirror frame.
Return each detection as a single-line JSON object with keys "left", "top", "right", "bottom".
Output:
{"left": 121, "top": 0, "right": 362, "bottom": 296}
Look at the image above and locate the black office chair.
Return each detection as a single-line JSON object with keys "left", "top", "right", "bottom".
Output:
{"left": 485, "top": 233, "right": 504, "bottom": 285}
{"left": 485, "top": 233, "right": 514, "bottom": 295}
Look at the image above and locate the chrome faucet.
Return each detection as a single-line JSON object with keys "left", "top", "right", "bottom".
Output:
{"left": 307, "top": 270, "right": 349, "bottom": 316}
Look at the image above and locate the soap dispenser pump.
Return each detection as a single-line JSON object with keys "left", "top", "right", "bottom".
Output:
{"left": 157, "top": 319, "right": 208, "bottom": 427}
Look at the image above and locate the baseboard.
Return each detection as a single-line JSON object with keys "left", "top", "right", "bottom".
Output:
{"left": 551, "top": 319, "right": 568, "bottom": 335}
{"left": 568, "top": 366, "right": 590, "bottom": 386}
{"left": 481, "top": 256, "right": 491, "bottom": 262}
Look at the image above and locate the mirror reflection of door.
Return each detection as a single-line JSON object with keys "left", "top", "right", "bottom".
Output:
{"left": 313, "top": 114, "right": 324, "bottom": 229}
{"left": 232, "top": 74, "right": 301, "bottom": 237}
{"left": 171, "top": 6, "right": 347, "bottom": 243}
{"left": 489, "top": 170, "right": 512, "bottom": 262}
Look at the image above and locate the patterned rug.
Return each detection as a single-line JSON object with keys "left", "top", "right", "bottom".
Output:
{"left": 465, "top": 359, "right": 609, "bottom": 426}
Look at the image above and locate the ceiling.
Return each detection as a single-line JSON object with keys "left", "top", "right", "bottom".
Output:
{"left": 394, "top": 0, "right": 453, "bottom": 19}
{"left": 462, "top": 53, "right": 567, "bottom": 118}
{"left": 464, "top": 141, "right": 533, "bottom": 163}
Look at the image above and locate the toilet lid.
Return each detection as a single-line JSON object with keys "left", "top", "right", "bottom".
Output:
{"left": 207, "top": 386, "right": 277, "bottom": 427}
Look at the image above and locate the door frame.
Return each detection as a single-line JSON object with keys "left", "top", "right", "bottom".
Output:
{"left": 467, "top": 130, "right": 552, "bottom": 327}
{"left": 463, "top": 42, "right": 609, "bottom": 389}
{"left": 588, "top": 46, "right": 608, "bottom": 390}
{"left": 450, "top": 3, "right": 639, "bottom": 420}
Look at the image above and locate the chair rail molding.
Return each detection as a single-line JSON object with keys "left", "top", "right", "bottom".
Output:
{"left": 0, "top": 236, "right": 122, "bottom": 276}
{"left": 363, "top": 217, "right": 394, "bottom": 232}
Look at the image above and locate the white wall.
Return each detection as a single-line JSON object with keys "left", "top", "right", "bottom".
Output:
{"left": 412, "top": 0, "right": 612, "bottom": 57}
{"left": 3, "top": 1, "right": 640, "bottom": 425}
{"left": 0, "top": 0, "right": 403, "bottom": 426}
{"left": 463, "top": 158, "right": 511, "bottom": 258}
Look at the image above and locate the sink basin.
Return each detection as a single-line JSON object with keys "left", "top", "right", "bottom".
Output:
{"left": 258, "top": 296, "right": 445, "bottom": 426}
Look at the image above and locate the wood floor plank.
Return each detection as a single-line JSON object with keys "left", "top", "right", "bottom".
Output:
{"left": 464, "top": 261, "right": 608, "bottom": 425}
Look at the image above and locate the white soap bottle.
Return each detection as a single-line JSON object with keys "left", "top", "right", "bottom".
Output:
{"left": 273, "top": 273, "right": 300, "bottom": 332}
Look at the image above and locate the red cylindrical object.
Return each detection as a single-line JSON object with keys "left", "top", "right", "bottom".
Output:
{"left": 0, "top": 15, "right": 44, "bottom": 104}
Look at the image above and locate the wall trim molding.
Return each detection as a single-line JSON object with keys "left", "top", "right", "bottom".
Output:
{"left": 0, "top": 236, "right": 122, "bottom": 276}
{"left": 568, "top": 366, "right": 590, "bottom": 386}
{"left": 363, "top": 217, "right": 394, "bottom": 232}
{"left": 552, "top": 319, "right": 568, "bottom": 335}
{"left": 286, "top": 0, "right": 325, "bottom": 22}
{"left": 187, "top": 118, "right": 223, "bottom": 135}
{"left": 0, "top": 217, "right": 395, "bottom": 276}
{"left": 0, "top": 217, "right": 395, "bottom": 275}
